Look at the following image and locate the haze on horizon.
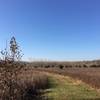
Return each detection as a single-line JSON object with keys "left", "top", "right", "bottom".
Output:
{"left": 0, "top": 0, "right": 100, "bottom": 61}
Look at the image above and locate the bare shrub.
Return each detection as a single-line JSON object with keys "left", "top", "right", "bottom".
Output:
{"left": 0, "top": 36, "right": 23, "bottom": 100}
{"left": 0, "top": 37, "right": 49, "bottom": 100}
{"left": 83, "top": 64, "right": 88, "bottom": 68}
{"left": 59, "top": 65, "right": 64, "bottom": 69}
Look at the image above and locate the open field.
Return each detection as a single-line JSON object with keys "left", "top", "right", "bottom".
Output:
{"left": 1, "top": 0, "right": 100, "bottom": 99}
{"left": 36, "top": 68, "right": 100, "bottom": 89}
{"left": 1, "top": 61, "right": 100, "bottom": 100}
{"left": 28, "top": 60, "right": 100, "bottom": 69}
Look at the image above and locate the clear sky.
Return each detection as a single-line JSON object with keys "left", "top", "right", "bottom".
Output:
{"left": 0, "top": 0, "right": 100, "bottom": 61}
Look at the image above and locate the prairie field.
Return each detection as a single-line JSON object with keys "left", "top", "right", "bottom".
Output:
{"left": 0, "top": 0, "right": 100, "bottom": 99}
{"left": 37, "top": 67, "right": 100, "bottom": 89}
{"left": 1, "top": 61, "right": 100, "bottom": 100}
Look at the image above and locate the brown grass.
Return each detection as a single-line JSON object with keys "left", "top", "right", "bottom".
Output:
{"left": 36, "top": 68, "right": 100, "bottom": 89}
{"left": 0, "top": 63, "right": 48, "bottom": 100}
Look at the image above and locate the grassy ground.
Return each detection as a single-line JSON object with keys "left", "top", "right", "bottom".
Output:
{"left": 43, "top": 73, "right": 100, "bottom": 100}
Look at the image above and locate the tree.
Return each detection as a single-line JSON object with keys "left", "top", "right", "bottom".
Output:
{"left": 59, "top": 65, "right": 64, "bottom": 69}
{"left": 0, "top": 36, "right": 23, "bottom": 100}
{"left": 10, "top": 36, "right": 23, "bottom": 61}
{"left": 0, "top": 36, "right": 23, "bottom": 62}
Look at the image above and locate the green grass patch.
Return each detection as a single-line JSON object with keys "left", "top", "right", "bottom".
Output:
{"left": 44, "top": 73, "right": 100, "bottom": 100}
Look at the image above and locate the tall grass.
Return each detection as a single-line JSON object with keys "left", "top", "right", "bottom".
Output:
{"left": 0, "top": 63, "right": 48, "bottom": 100}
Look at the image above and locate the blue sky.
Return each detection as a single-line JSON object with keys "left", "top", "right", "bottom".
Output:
{"left": 0, "top": 0, "right": 100, "bottom": 61}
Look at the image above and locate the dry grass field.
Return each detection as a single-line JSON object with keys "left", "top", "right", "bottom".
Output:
{"left": 0, "top": 63, "right": 48, "bottom": 100}
{"left": 1, "top": 61, "right": 100, "bottom": 100}
{"left": 36, "top": 67, "right": 100, "bottom": 89}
